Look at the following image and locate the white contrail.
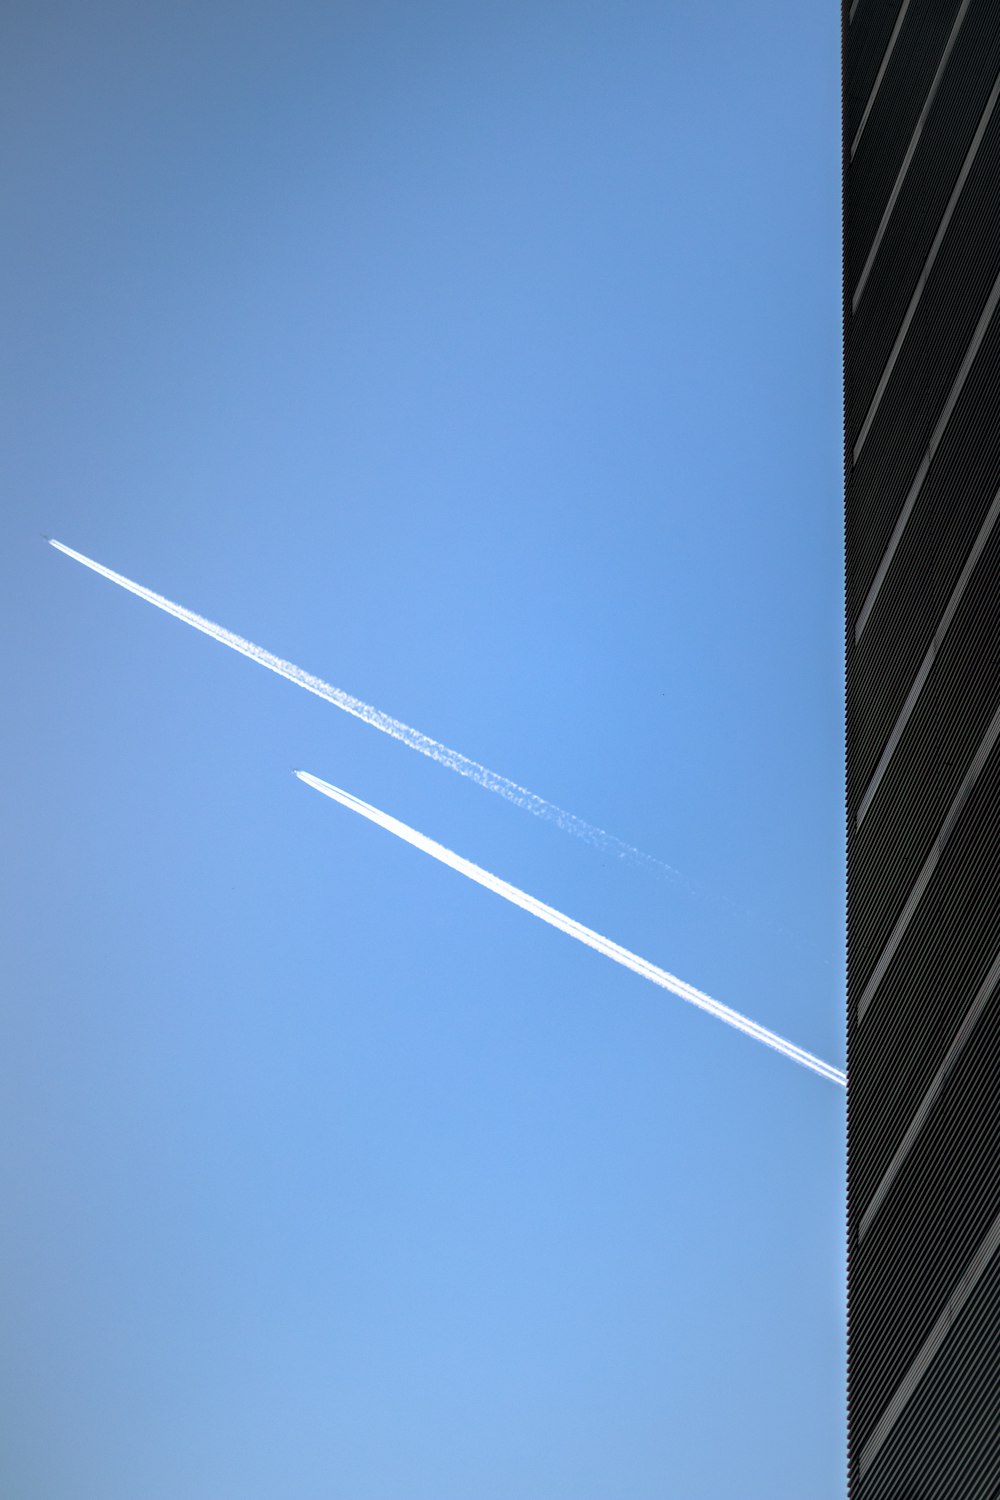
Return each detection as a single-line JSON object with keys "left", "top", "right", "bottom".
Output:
{"left": 48, "top": 537, "right": 682, "bottom": 880}
{"left": 295, "top": 769, "right": 846, "bottom": 1088}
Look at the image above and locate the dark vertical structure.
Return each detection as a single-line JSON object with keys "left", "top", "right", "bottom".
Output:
{"left": 844, "top": 0, "right": 1000, "bottom": 1494}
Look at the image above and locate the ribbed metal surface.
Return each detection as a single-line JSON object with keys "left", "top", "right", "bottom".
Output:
{"left": 846, "top": 1, "right": 910, "bottom": 143}
{"left": 850, "top": 746, "right": 1000, "bottom": 1163}
{"left": 845, "top": 1, "right": 1000, "bottom": 1495}
{"left": 858, "top": 1251, "right": 1000, "bottom": 1496}
{"left": 847, "top": 277, "right": 1000, "bottom": 629}
{"left": 847, "top": 337, "right": 1000, "bottom": 805}
{"left": 851, "top": 994, "right": 1000, "bottom": 1446}
{"left": 847, "top": 0, "right": 963, "bottom": 290}
{"left": 849, "top": 53, "right": 1000, "bottom": 439}
{"left": 850, "top": 533, "right": 1000, "bottom": 977}
{"left": 849, "top": 0, "right": 1000, "bottom": 404}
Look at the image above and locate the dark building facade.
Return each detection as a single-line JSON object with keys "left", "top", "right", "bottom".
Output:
{"left": 844, "top": 0, "right": 1000, "bottom": 1494}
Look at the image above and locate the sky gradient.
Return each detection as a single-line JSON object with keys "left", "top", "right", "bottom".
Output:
{"left": 4, "top": 3, "right": 844, "bottom": 1495}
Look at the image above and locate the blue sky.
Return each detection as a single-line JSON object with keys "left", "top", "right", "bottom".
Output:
{"left": 3, "top": 2, "right": 844, "bottom": 1494}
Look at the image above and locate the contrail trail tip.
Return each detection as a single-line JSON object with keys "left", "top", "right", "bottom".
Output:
{"left": 296, "top": 768, "right": 846, "bottom": 1089}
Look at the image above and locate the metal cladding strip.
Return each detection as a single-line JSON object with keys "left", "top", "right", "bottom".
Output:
{"left": 857, "top": 696, "right": 1000, "bottom": 1022}
{"left": 855, "top": 262, "right": 1000, "bottom": 643}
{"left": 857, "top": 1261, "right": 1000, "bottom": 1495}
{"left": 858, "top": 1206, "right": 1000, "bottom": 1478}
{"left": 852, "top": 0, "right": 971, "bottom": 313}
{"left": 840, "top": 0, "right": 857, "bottom": 1490}
{"left": 851, "top": 0, "right": 912, "bottom": 159}
{"left": 848, "top": 994, "right": 1000, "bottom": 1450}
{"left": 857, "top": 483, "right": 1000, "bottom": 827}
{"left": 858, "top": 946, "right": 1000, "bottom": 1241}
{"left": 854, "top": 69, "right": 1000, "bottom": 462}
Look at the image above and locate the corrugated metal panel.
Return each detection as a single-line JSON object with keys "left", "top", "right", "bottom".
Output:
{"left": 845, "top": 7, "right": 1000, "bottom": 1469}
{"left": 858, "top": 948, "right": 1000, "bottom": 1241}
{"left": 851, "top": 85, "right": 1000, "bottom": 459}
{"left": 856, "top": 1249, "right": 1000, "bottom": 1496}
{"left": 848, "top": 9, "right": 1000, "bottom": 428}
{"left": 847, "top": 356, "right": 1000, "bottom": 807}
{"left": 842, "top": 5, "right": 857, "bottom": 1494}
{"left": 849, "top": 528, "right": 1000, "bottom": 971}
{"left": 846, "top": 0, "right": 911, "bottom": 143}
{"left": 850, "top": 995, "right": 1000, "bottom": 1445}
{"left": 847, "top": 286, "right": 1000, "bottom": 628}
{"left": 847, "top": 0, "right": 963, "bottom": 289}
{"left": 850, "top": 746, "right": 1000, "bottom": 1152}
{"left": 846, "top": 303, "right": 1000, "bottom": 649}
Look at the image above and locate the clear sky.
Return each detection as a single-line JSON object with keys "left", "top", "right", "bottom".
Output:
{"left": 3, "top": 2, "right": 845, "bottom": 1495}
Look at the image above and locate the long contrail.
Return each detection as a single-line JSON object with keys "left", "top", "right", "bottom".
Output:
{"left": 295, "top": 769, "right": 845, "bottom": 1087}
{"left": 48, "top": 538, "right": 681, "bottom": 880}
